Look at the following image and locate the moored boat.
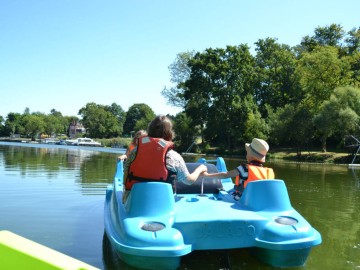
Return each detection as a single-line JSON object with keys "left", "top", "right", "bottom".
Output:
{"left": 104, "top": 157, "right": 321, "bottom": 269}
{"left": 65, "top": 138, "right": 101, "bottom": 147}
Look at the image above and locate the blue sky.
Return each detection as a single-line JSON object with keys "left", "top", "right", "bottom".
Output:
{"left": 1, "top": 0, "right": 359, "bottom": 118}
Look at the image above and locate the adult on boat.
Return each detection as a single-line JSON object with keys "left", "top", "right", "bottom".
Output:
{"left": 204, "top": 138, "right": 274, "bottom": 199}
{"left": 122, "top": 115, "right": 208, "bottom": 203}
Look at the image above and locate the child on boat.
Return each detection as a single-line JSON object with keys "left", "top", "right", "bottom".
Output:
{"left": 118, "top": 130, "right": 147, "bottom": 160}
{"left": 203, "top": 138, "right": 274, "bottom": 200}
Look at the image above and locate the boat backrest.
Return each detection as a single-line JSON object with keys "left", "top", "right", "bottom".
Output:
{"left": 240, "top": 180, "right": 292, "bottom": 211}
{"left": 175, "top": 163, "right": 223, "bottom": 194}
{"left": 126, "top": 182, "right": 175, "bottom": 217}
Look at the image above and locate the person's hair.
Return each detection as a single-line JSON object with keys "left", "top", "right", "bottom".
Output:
{"left": 132, "top": 130, "right": 147, "bottom": 145}
{"left": 147, "top": 115, "right": 175, "bottom": 141}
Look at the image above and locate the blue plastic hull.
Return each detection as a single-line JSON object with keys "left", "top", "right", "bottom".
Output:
{"left": 104, "top": 158, "right": 321, "bottom": 269}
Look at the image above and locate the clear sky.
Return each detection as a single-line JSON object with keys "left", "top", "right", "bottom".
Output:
{"left": 1, "top": 0, "right": 359, "bottom": 118}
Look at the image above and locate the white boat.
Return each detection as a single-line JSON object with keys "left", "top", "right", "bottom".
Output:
{"left": 42, "top": 138, "right": 59, "bottom": 144}
{"left": 71, "top": 138, "right": 101, "bottom": 146}
{"left": 65, "top": 139, "right": 78, "bottom": 145}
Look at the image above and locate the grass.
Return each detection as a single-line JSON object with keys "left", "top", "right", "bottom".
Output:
{"left": 269, "top": 148, "right": 354, "bottom": 164}
{"left": 203, "top": 145, "right": 357, "bottom": 164}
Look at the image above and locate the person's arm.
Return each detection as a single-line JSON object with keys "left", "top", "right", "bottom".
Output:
{"left": 186, "top": 164, "right": 208, "bottom": 182}
{"left": 203, "top": 168, "right": 239, "bottom": 179}
{"left": 166, "top": 150, "right": 207, "bottom": 185}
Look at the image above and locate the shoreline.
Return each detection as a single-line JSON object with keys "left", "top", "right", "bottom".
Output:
{"left": 1, "top": 138, "right": 358, "bottom": 165}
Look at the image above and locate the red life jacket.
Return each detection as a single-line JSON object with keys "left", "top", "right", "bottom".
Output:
{"left": 235, "top": 164, "right": 275, "bottom": 188}
{"left": 124, "top": 136, "right": 174, "bottom": 190}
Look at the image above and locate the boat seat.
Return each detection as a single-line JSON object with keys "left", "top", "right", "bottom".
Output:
{"left": 175, "top": 163, "right": 223, "bottom": 194}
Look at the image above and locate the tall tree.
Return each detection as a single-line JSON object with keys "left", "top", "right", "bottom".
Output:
{"left": 184, "top": 45, "right": 256, "bottom": 148}
{"left": 299, "top": 24, "right": 345, "bottom": 52}
{"left": 314, "top": 86, "right": 360, "bottom": 151}
{"left": 4, "top": 113, "right": 24, "bottom": 135}
{"left": 161, "top": 51, "right": 195, "bottom": 108}
{"left": 43, "top": 114, "right": 66, "bottom": 136}
{"left": 78, "top": 103, "right": 122, "bottom": 138}
{"left": 268, "top": 102, "right": 314, "bottom": 152}
{"left": 105, "top": 102, "right": 126, "bottom": 135}
{"left": 296, "top": 46, "right": 352, "bottom": 111}
{"left": 345, "top": 52, "right": 360, "bottom": 87}
{"left": 0, "top": 115, "right": 4, "bottom": 136}
{"left": 22, "top": 114, "right": 45, "bottom": 140}
{"left": 172, "top": 112, "right": 199, "bottom": 152}
{"left": 345, "top": 27, "right": 360, "bottom": 54}
{"left": 123, "top": 103, "right": 155, "bottom": 135}
{"left": 254, "top": 38, "right": 303, "bottom": 113}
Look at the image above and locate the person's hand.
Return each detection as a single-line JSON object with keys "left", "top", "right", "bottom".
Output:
{"left": 197, "top": 164, "right": 207, "bottom": 173}
{"left": 201, "top": 171, "right": 210, "bottom": 176}
{"left": 117, "top": 154, "right": 127, "bottom": 161}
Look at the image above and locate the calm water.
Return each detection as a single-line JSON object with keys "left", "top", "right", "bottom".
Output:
{"left": 0, "top": 142, "right": 360, "bottom": 270}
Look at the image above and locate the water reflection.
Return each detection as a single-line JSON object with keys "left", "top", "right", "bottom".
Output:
{"left": 1, "top": 144, "right": 360, "bottom": 269}
{"left": 0, "top": 142, "right": 124, "bottom": 195}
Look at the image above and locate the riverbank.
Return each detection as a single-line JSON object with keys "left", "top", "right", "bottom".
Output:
{"left": 269, "top": 149, "right": 353, "bottom": 164}
{"left": 1, "top": 137, "right": 357, "bottom": 164}
{"left": 201, "top": 146, "right": 356, "bottom": 164}
{"left": 0, "top": 137, "right": 131, "bottom": 148}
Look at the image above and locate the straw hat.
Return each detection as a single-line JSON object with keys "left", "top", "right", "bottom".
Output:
{"left": 245, "top": 138, "right": 269, "bottom": 162}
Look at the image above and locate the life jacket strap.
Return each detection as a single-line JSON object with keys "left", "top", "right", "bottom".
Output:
{"left": 128, "top": 172, "right": 164, "bottom": 182}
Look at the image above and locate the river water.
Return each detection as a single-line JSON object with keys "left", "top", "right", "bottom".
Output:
{"left": 0, "top": 142, "right": 359, "bottom": 270}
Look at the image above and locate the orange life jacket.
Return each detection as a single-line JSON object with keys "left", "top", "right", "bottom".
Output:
{"left": 235, "top": 164, "right": 275, "bottom": 188}
{"left": 124, "top": 136, "right": 174, "bottom": 190}
{"left": 125, "top": 142, "right": 136, "bottom": 157}
{"left": 128, "top": 143, "right": 136, "bottom": 152}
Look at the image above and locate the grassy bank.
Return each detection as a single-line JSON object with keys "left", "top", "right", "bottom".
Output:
{"left": 268, "top": 149, "right": 354, "bottom": 164}
{"left": 202, "top": 145, "right": 357, "bottom": 164}
{"left": 1, "top": 137, "right": 357, "bottom": 164}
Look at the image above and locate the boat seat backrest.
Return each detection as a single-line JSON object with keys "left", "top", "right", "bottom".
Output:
{"left": 175, "top": 163, "right": 223, "bottom": 194}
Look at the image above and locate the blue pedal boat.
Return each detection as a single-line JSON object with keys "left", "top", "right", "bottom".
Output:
{"left": 104, "top": 157, "right": 321, "bottom": 269}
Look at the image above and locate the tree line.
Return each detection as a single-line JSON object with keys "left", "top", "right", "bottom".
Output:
{"left": 1, "top": 24, "right": 360, "bottom": 153}
{"left": 162, "top": 23, "right": 360, "bottom": 153}
{"left": 0, "top": 103, "right": 157, "bottom": 141}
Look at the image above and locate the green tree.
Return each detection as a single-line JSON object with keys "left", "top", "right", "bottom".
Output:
{"left": 161, "top": 51, "right": 195, "bottom": 108}
{"left": 184, "top": 45, "right": 256, "bottom": 148}
{"left": 299, "top": 24, "right": 345, "bottom": 52}
{"left": 4, "top": 113, "right": 24, "bottom": 135}
{"left": 314, "top": 86, "right": 360, "bottom": 151}
{"left": 105, "top": 103, "right": 126, "bottom": 135}
{"left": 78, "top": 103, "right": 122, "bottom": 138}
{"left": 243, "top": 109, "right": 269, "bottom": 143}
{"left": 345, "top": 52, "right": 360, "bottom": 86}
{"left": 22, "top": 114, "right": 45, "bottom": 140}
{"left": 50, "top": 109, "right": 63, "bottom": 118}
{"left": 0, "top": 115, "right": 4, "bottom": 136}
{"left": 296, "top": 46, "right": 352, "bottom": 111}
{"left": 123, "top": 103, "right": 155, "bottom": 135}
{"left": 43, "top": 114, "right": 66, "bottom": 136}
{"left": 172, "top": 112, "right": 199, "bottom": 152}
{"left": 268, "top": 102, "right": 314, "bottom": 153}
{"left": 345, "top": 27, "right": 360, "bottom": 54}
{"left": 254, "top": 38, "right": 303, "bottom": 112}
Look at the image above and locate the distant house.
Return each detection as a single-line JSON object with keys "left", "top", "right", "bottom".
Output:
{"left": 69, "top": 121, "right": 86, "bottom": 138}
